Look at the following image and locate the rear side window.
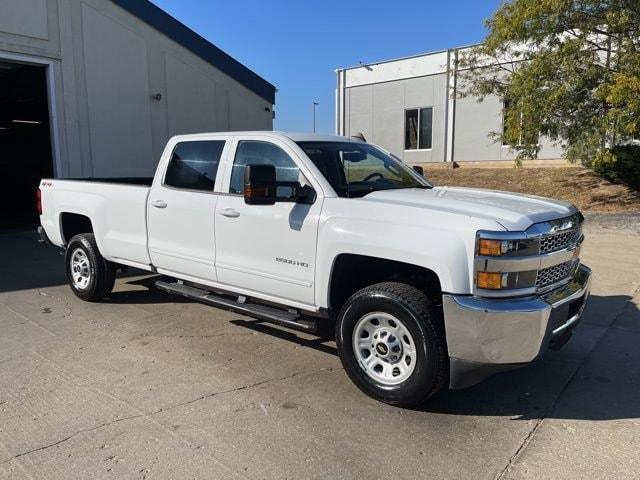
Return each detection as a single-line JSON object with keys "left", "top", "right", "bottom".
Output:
{"left": 229, "top": 141, "right": 300, "bottom": 194}
{"left": 164, "top": 141, "right": 225, "bottom": 191}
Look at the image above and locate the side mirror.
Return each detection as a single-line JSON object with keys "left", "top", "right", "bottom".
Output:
{"left": 412, "top": 165, "right": 424, "bottom": 176}
{"left": 295, "top": 184, "right": 317, "bottom": 204}
{"left": 244, "top": 164, "right": 276, "bottom": 205}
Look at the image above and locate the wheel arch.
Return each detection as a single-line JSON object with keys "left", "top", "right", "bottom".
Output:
{"left": 59, "top": 212, "right": 94, "bottom": 244}
{"left": 326, "top": 253, "right": 443, "bottom": 315}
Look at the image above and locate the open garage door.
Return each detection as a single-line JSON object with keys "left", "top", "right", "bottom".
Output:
{"left": 0, "top": 61, "right": 53, "bottom": 231}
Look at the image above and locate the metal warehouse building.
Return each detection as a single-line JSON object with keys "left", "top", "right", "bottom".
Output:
{"left": 335, "top": 48, "right": 564, "bottom": 165}
{"left": 0, "top": 0, "right": 275, "bottom": 228}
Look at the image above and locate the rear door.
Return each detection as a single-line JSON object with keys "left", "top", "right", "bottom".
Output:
{"left": 214, "top": 138, "right": 322, "bottom": 307}
{"left": 147, "top": 138, "right": 228, "bottom": 282}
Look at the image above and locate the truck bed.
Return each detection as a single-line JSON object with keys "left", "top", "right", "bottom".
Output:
{"left": 39, "top": 178, "right": 152, "bottom": 268}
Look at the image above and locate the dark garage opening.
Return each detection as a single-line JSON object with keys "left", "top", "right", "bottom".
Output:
{"left": 0, "top": 61, "right": 53, "bottom": 231}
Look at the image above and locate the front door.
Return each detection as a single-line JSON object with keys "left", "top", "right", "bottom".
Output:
{"left": 147, "top": 139, "right": 227, "bottom": 282}
{"left": 215, "top": 139, "right": 321, "bottom": 307}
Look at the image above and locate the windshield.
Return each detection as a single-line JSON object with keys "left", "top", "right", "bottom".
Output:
{"left": 296, "top": 141, "right": 432, "bottom": 198}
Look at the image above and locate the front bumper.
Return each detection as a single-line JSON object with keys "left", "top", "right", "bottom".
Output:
{"left": 443, "top": 264, "right": 592, "bottom": 389}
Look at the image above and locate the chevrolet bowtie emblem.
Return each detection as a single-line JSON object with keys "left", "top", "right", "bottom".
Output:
{"left": 550, "top": 220, "right": 574, "bottom": 233}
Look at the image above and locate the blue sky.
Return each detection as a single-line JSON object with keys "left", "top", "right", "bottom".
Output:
{"left": 152, "top": 0, "right": 501, "bottom": 134}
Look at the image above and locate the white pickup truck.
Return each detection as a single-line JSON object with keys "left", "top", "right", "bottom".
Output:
{"left": 38, "top": 131, "right": 591, "bottom": 406}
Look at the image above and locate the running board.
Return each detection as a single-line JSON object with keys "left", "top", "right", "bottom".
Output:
{"left": 154, "top": 280, "right": 317, "bottom": 333}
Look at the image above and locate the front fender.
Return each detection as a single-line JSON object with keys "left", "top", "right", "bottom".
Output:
{"left": 315, "top": 216, "right": 475, "bottom": 309}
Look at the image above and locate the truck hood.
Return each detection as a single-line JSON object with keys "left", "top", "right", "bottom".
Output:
{"left": 363, "top": 186, "right": 577, "bottom": 231}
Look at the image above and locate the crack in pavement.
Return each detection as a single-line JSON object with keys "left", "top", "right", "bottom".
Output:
{"left": 0, "top": 366, "right": 343, "bottom": 467}
{"left": 494, "top": 291, "right": 637, "bottom": 480}
{"left": 495, "top": 418, "right": 544, "bottom": 480}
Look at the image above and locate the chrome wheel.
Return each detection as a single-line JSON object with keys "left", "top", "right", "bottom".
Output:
{"left": 70, "top": 248, "right": 91, "bottom": 290}
{"left": 352, "top": 312, "right": 417, "bottom": 385}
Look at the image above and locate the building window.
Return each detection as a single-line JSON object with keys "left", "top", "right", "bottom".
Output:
{"left": 164, "top": 140, "right": 225, "bottom": 191}
{"left": 405, "top": 107, "right": 432, "bottom": 150}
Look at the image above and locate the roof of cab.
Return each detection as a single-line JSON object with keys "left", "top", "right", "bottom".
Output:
{"left": 170, "top": 131, "right": 363, "bottom": 143}
{"left": 279, "top": 132, "right": 361, "bottom": 142}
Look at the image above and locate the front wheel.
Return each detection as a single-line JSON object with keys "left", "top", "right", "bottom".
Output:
{"left": 335, "top": 282, "right": 448, "bottom": 407}
{"left": 65, "top": 233, "right": 116, "bottom": 302}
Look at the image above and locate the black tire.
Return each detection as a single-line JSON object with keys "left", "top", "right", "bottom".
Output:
{"left": 335, "top": 282, "right": 448, "bottom": 407}
{"left": 65, "top": 233, "right": 116, "bottom": 302}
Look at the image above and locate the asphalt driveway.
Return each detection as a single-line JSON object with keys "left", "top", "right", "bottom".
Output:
{"left": 1, "top": 219, "right": 639, "bottom": 479}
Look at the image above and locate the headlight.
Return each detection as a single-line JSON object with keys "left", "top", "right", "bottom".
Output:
{"left": 476, "top": 237, "right": 540, "bottom": 257}
{"left": 475, "top": 231, "right": 541, "bottom": 294}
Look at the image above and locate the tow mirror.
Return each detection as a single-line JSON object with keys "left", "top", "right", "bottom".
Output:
{"left": 412, "top": 165, "right": 424, "bottom": 176}
{"left": 244, "top": 164, "right": 276, "bottom": 205}
{"left": 295, "top": 184, "right": 317, "bottom": 204}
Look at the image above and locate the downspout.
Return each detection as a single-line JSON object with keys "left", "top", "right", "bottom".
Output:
{"left": 446, "top": 48, "right": 459, "bottom": 163}
{"left": 335, "top": 68, "right": 347, "bottom": 136}
{"left": 335, "top": 69, "right": 341, "bottom": 135}
{"left": 443, "top": 49, "right": 451, "bottom": 162}
{"left": 341, "top": 69, "right": 347, "bottom": 136}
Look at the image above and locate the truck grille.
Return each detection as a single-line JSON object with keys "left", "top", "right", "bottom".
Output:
{"left": 539, "top": 214, "right": 583, "bottom": 255}
{"left": 536, "top": 260, "right": 578, "bottom": 290}
{"left": 540, "top": 229, "right": 582, "bottom": 255}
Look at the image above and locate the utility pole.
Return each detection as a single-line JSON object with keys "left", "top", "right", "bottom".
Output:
{"left": 313, "top": 101, "right": 319, "bottom": 133}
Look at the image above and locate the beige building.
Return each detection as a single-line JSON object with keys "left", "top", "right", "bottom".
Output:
{"left": 336, "top": 47, "right": 564, "bottom": 166}
{"left": 0, "top": 0, "right": 275, "bottom": 227}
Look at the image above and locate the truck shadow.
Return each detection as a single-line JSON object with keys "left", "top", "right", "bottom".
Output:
{"left": 105, "top": 277, "right": 192, "bottom": 305}
{"left": 108, "top": 277, "right": 339, "bottom": 355}
{"left": 0, "top": 231, "right": 146, "bottom": 293}
{"left": 230, "top": 319, "right": 338, "bottom": 357}
{"left": 0, "top": 231, "right": 67, "bottom": 293}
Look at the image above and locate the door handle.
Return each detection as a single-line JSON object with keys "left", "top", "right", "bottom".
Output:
{"left": 151, "top": 199, "right": 167, "bottom": 208}
{"left": 219, "top": 208, "right": 240, "bottom": 218}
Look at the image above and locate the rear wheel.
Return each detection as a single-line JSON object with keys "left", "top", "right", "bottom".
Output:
{"left": 65, "top": 233, "right": 116, "bottom": 301}
{"left": 336, "top": 282, "right": 448, "bottom": 407}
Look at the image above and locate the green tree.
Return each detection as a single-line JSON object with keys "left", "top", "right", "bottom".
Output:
{"left": 459, "top": 0, "right": 640, "bottom": 166}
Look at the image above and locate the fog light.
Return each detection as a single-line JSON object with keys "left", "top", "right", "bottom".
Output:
{"left": 477, "top": 272, "right": 505, "bottom": 289}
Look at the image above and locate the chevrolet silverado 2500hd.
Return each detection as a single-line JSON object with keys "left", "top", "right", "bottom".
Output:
{"left": 37, "top": 132, "right": 591, "bottom": 406}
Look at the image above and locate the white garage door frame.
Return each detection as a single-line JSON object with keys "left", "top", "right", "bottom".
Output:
{"left": 0, "top": 51, "right": 62, "bottom": 178}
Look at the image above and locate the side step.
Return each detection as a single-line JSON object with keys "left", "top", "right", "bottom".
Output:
{"left": 155, "top": 280, "right": 318, "bottom": 333}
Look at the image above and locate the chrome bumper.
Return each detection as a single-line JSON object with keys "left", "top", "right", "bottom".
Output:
{"left": 443, "top": 264, "right": 592, "bottom": 388}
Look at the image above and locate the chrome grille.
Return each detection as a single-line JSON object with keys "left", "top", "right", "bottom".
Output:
{"left": 539, "top": 229, "right": 582, "bottom": 255}
{"left": 536, "top": 260, "right": 578, "bottom": 290}
{"left": 538, "top": 213, "right": 583, "bottom": 255}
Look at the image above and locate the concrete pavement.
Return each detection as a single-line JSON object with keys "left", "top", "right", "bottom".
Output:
{"left": 0, "top": 220, "right": 638, "bottom": 479}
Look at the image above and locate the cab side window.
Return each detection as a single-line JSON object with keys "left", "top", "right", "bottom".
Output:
{"left": 229, "top": 141, "right": 299, "bottom": 195}
{"left": 164, "top": 141, "right": 225, "bottom": 191}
